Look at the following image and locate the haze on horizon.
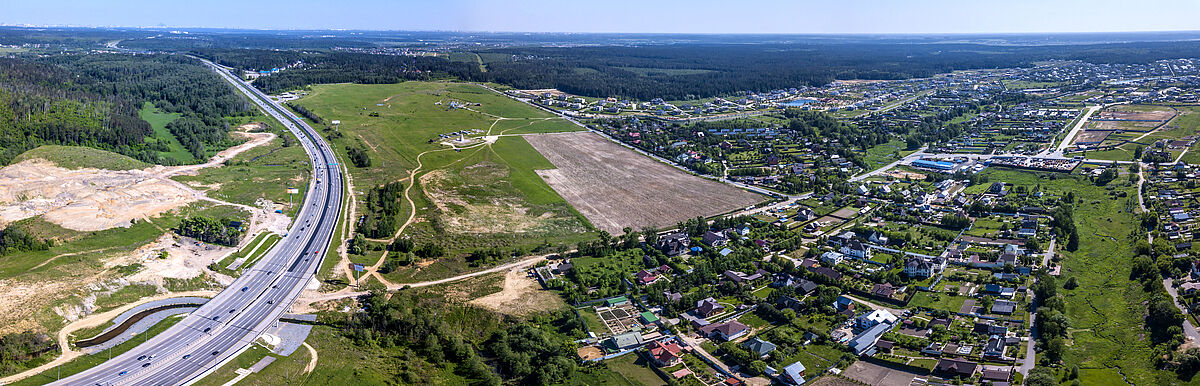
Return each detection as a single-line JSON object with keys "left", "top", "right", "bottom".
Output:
{"left": 3, "top": 0, "right": 1200, "bottom": 35}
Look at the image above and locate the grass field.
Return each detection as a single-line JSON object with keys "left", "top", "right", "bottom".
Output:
{"left": 293, "top": 82, "right": 594, "bottom": 270}
{"left": 969, "top": 166, "right": 1192, "bottom": 384}
{"left": 864, "top": 139, "right": 916, "bottom": 171}
{"left": 11, "top": 145, "right": 150, "bottom": 170}
{"left": 0, "top": 201, "right": 245, "bottom": 334}
{"left": 138, "top": 102, "right": 193, "bottom": 164}
{"left": 599, "top": 353, "right": 665, "bottom": 385}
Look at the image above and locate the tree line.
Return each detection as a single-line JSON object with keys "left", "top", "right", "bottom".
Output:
{"left": 0, "top": 54, "right": 252, "bottom": 165}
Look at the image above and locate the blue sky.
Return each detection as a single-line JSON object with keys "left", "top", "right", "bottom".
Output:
{"left": 3, "top": 0, "right": 1199, "bottom": 34}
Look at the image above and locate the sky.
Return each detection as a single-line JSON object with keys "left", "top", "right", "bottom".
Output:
{"left": 3, "top": 0, "right": 1200, "bottom": 34}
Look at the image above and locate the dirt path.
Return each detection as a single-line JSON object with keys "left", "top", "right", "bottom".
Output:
{"left": 363, "top": 143, "right": 491, "bottom": 287}
{"left": 28, "top": 246, "right": 122, "bottom": 272}
{"left": 0, "top": 290, "right": 218, "bottom": 385}
{"left": 299, "top": 251, "right": 562, "bottom": 306}
{"left": 301, "top": 341, "right": 318, "bottom": 374}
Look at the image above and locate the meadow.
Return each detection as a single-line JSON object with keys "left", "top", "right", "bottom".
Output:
{"left": 292, "top": 82, "right": 594, "bottom": 281}
{"left": 969, "top": 167, "right": 1191, "bottom": 384}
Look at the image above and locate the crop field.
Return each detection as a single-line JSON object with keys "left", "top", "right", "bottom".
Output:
{"left": 524, "top": 132, "right": 764, "bottom": 234}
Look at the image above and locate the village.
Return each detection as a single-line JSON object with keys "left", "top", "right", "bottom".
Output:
{"left": 513, "top": 58, "right": 1200, "bottom": 386}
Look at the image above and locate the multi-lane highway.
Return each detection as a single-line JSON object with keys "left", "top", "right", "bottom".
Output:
{"left": 55, "top": 58, "right": 343, "bottom": 386}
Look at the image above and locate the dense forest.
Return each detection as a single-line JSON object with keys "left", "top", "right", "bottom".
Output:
{"left": 0, "top": 54, "right": 251, "bottom": 165}
{"left": 194, "top": 49, "right": 477, "bottom": 93}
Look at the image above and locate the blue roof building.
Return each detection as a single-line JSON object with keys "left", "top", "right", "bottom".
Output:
{"left": 912, "top": 159, "right": 955, "bottom": 171}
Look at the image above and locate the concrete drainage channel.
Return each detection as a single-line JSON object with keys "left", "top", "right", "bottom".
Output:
{"left": 75, "top": 297, "right": 210, "bottom": 350}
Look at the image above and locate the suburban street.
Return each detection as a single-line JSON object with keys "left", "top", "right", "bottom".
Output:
{"left": 55, "top": 59, "right": 344, "bottom": 386}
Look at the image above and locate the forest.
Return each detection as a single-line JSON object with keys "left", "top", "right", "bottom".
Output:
{"left": 194, "top": 49, "right": 478, "bottom": 94}
{"left": 0, "top": 54, "right": 252, "bottom": 165}
{"left": 342, "top": 290, "right": 584, "bottom": 384}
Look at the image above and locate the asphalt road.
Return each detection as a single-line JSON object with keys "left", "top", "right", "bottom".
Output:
{"left": 54, "top": 58, "right": 343, "bottom": 386}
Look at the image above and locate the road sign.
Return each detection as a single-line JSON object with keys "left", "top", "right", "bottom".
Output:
{"left": 286, "top": 188, "right": 299, "bottom": 194}
{"left": 351, "top": 263, "right": 365, "bottom": 272}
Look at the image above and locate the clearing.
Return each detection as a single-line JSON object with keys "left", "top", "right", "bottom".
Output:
{"left": 468, "top": 267, "right": 564, "bottom": 316}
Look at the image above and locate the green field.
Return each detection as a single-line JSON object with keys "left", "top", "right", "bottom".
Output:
{"left": 293, "top": 82, "right": 594, "bottom": 281}
{"left": 970, "top": 167, "right": 1190, "bottom": 384}
{"left": 863, "top": 139, "right": 916, "bottom": 170}
{"left": 11, "top": 145, "right": 149, "bottom": 170}
{"left": 138, "top": 102, "right": 193, "bottom": 163}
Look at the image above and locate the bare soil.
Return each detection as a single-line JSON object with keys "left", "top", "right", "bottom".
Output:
{"left": 1073, "top": 130, "right": 1113, "bottom": 144}
{"left": 468, "top": 268, "right": 563, "bottom": 316}
{"left": 0, "top": 127, "right": 274, "bottom": 232}
{"left": 524, "top": 132, "right": 762, "bottom": 234}
{"left": 1096, "top": 108, "right": 1175, "bottom": 121}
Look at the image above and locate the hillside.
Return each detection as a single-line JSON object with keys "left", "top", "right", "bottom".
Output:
{"left": 11, "top": 145, "right": 150, "bottom": 171}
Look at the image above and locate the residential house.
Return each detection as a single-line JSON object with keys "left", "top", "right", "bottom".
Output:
{"left": 741, "top": 337, "right": 777, "bottom": 359}
{"left": 821, "top": 251, "right": 846, "bottom": 266}
{"left": 647, "top": 340, "right": 683, "bottom": 367}
{"left": 698, "top": 321, "right": 750, "bottom": 341}
{"left": 904, "top": 255, "right": 947, "bottom": 278}
{"left": 973, "top": 321, "right": 1008, "bottom": 336}
{"left": 658, "top": 232, "right": 691, "bottom": 256}
{"left": 695, "top": 297, "right": 726, "bottom": 318}
{"left": 872, "top": 283, "right": 896, "bottom": 299}
{"left": 991, "top": 300, "right": 1017, "bottom": 315}
{"left": 934, "top": 358, "right": 979, "bottom": 378}
{"left": 983, "top": 283, "right": 1016, "bottom": 299}
{"left": 608, "top": 331, "right": 644, "bottom": 350}
{"left": 809, "top": 266, "right": 843, "bottom": 281}
{"left": 831, "top": 231, "right": 855, "bottom": 247}
{"left": 982, "top": 367, "right": 1012, "bottom": 382}
{"left": 635, "top": 270, "right": 660, "bottom": 285}
{"left": 840, "top": 240, "right": 873, "bottom": 260}
{"left": 869, "top": 232, "right": 889, "bottom": 245}
{"left": 781, "top": 362, "right": 807, "bottom": 385}
{"left": 857, "top": 309, "right": 898, "bottom": 330}
{"left": 724, "top": 269, "right": 767, "bottom": 284}
{"left": 983, "top": 335, "right": 1006, "bottom": 358}
{"left": 776, "top": 296, "right": 805, "bottom": 311}
{"left": 702, "top": 230, "right": 729, "bottom": 247}
{"left": 848, "top": 321, "right": 892, "bottom": 355}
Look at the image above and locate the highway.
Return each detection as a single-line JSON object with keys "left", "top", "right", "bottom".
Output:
{"left": 54, "top": 58, "right": 343, "bottom": 386}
